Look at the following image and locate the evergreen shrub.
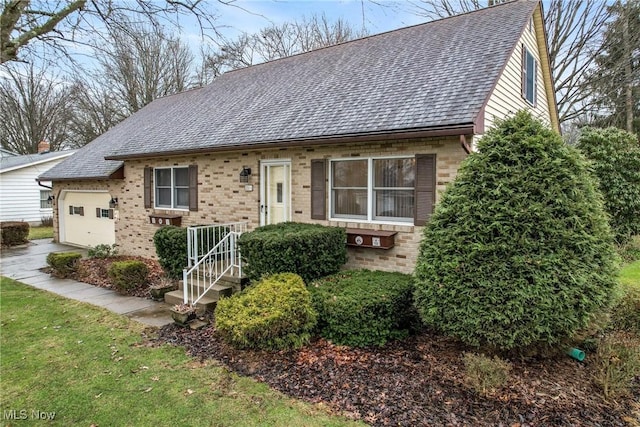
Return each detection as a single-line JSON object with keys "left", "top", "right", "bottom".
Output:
{"left": 310, "top": 270, "right": 417, "bottom": 347}
{"left": 0, "top": 221, "right": 29, "bottom": 246}
{"left": 46, "top": 252, "right": 82, "bottom": 277}
{"left": 238, "top": 222, "right": 347, "bottom": 283}
{"left": 108, "top": 260, "right": 149, "bottom": 291}
{"left": 215, "top": 273, "right": 317, "bottom": 350}
{"left": 414, "top": 111, "right": 619, "bottom": 351}
{"left": 153, "top": 226, "right": 187, "bottom": 279}
{"left": 576, "top": 127, "right": 640, "bottom": 244}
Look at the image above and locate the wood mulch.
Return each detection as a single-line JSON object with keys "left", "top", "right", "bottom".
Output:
{"left": 73, "top": 256, "right": 166, "bottom": 298}
{"left": 156, "top": 320, "right": 639, "bottom": 426}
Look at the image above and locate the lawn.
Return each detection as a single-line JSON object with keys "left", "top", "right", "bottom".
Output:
{"left": 28, "top": 226, "right": 53, "bottom": 240}
{"left": 619, "top": 259, "right": 640, "bottom": 289}
{"left": 0, "top": 277, "right": 360, "bottom": 427}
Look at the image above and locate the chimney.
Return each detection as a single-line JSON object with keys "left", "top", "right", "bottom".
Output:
{"left": 38, "top": 141, "right": 50, "bottom": 153}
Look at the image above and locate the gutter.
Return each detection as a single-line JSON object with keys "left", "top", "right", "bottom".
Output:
{"left": 36, "top": 178, "right": 52, "bottom": 190}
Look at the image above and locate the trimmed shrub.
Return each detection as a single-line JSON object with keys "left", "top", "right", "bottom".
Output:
{"left": 88, "top": 243, "right": 119, "bottom": 259}
{"left": 463, "top": 353, "right": 511, "bottom": 396}
{"left": 576, "top": 127, "right": 640, "bottom": 244}
{"left": 618, "top": 236, "right": 640, "bottom": 263}
{"left": 593, "top": 332, "right": 640, "bottom": 399}
{"left": 215, "top": 273, "right": 317, "bottom": 350}
{"left": 46, "top": 252, "right": 82, "bottom": 277}
{"left": 108, "top": 260, "right": 149, "bottom": 291}
{"left": 238, "top": 222, "right": 347, "bottom": 283}
{"left": 153, "top": 226, "right": 187, "bottom": 279}
{"left": 309, "top": 270, "right": 417, "bottom": 347}
{"left": 414, "top": 111, "right": 619, "bottom": 352}
{"left": 0, "top": 221, "right": 29, "bottom": 246}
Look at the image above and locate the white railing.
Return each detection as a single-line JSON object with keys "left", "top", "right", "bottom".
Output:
{"left": 183, "top": 222, "right": 247, "bottom": 305}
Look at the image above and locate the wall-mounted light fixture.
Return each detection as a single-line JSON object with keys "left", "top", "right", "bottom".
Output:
{"left": 109, "top": 197, "right": 119, "bottom": 208}
{"left": 47, "top": 195, "right": 55, "bottom": 202}
{"left": 239, "top": 167, "right": 252, "bottom": 183}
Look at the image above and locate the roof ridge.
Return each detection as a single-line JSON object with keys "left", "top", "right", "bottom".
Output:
{"left": 221, "top": 0, "right": 532, "bottom": 77}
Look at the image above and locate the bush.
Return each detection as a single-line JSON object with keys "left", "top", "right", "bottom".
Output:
{"left": 46, "top": 252, "right": 82, "bottom": 277}
{"left": 576, "top": 127, "right": 640, "bottom": 244}
{"left": 609, "top": 284, "right": 640, "bottom": 335}
{"left": 108, "top": 260, "right": 149, "bottom": 291}
{"left": 40, "top": 216, "right": 53, "bottom": 227}
{"left": 88, "top": 243, "right": 119, "bottom": 259}
{"left": 618, "top": 236, "right": 640, "bottom": 263}
{"left": 463, "top": 353, "right": 511, "bottom": 396}
{"left": 0, "top": 221, "right": 29, "bottom": 246}
{"left": 593, "top": 332, "right": 640, "bottom": 399}
{"left": 309, "top": 270, "right": 417, "bottom": 347}
{"left": 238, "top": 222, "right": 347, "bottom": 283}
{"left": 215, "top": 273, "right": 317, "bottom": 350}
{"left": 153, "top": 226, "right": 187, "bottom": 279}
{"left": 414, "top": 111, "right": 619, "bottom": 352}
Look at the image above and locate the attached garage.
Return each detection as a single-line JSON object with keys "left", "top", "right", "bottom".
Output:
{"left": 59, "top": 191, "right": 115, "bottom": 248}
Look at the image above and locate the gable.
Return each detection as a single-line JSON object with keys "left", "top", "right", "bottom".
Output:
{"left": 481, "top": 3, "right": 559, "bottom": 135}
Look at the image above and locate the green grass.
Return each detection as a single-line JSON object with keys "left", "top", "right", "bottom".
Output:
{"left": 619, "top": 260, "right": 640, "bottom": 289}
{"left": 0, "top": 277, "right": 361, "bottom": 427}
{"left": 28, "top": 226, "right": 53, "bottom": 240}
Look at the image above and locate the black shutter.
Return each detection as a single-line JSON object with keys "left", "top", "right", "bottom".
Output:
{"left": 311, "top": 159, "right": 326, "bottom": 220}
{"left": 414, "top": 154, "right": 436, "bottom": 226}
{"left": 188, "top": 164, "right": 198, "bottom": 212}
{"left": 79, "top": 206, "right": 84, "bottom": 216}
{"left": 108, "top": 209, "right": 114, "bottom": 219}
{"left": 69, "top": 206, "right": 73, "bottom": 215}
{"left": 144, "top": 167, "right": 152, "bottom": 209}
{"left": 96, "top": 208, "right": 101, "bottom": 218}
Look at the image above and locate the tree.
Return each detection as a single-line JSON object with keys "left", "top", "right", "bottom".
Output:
{"left": 0, "top": 63, "right": 71, "bottom": 153}
{"left": 576, "top": 127, "right": 640, "bottom": 244}
{"left": 409, "top": 0, "right": 610, "bottom": 125}
{"left": 197, "top": 14, "right": 366, "bottom": 84}
{"left": 414, "top": 111, "right": 618, "bottom": 351}
{"left": 93, "top": 22, "right": 194, "bottom": 115}
{"left": 584, "top": 0, "right": 640, "bottom": 134}
{"left": 1, "top": 0, "right": 218, "bottom": 64}
{"left": 66, "top": 21, "right": 195, "bottom": 146}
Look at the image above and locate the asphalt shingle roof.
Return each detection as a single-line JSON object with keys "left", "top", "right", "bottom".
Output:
{"left": 41, "top": 0, "right": 537, "bottom": 181}
{"left": 1, "top": 150, "right": 75, "bottom": 173}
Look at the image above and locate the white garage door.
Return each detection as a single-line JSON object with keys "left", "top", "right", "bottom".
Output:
{"left": 61, "top": 192, "right": 115, "bottom": 248}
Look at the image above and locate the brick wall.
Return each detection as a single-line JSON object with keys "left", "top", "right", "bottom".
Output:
{"left": 53, "top": 136, "right": 467, "bottom": 273}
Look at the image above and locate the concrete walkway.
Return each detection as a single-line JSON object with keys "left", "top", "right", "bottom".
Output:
{"left": 0, "top": 239, "right": 173, "bottom": 327}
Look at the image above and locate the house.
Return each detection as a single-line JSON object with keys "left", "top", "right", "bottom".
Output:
{"left": 40, "top": 0, "right": 559, "bottom": 275}
{"left": 0, "top": 143, "right": 76, "bottom": 225}
{"left": 0, "top": 147, "right": 18, "bottom": 158}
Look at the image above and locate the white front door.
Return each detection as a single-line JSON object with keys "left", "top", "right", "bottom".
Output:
{"left": 260, "top": 161, "right": 291, "bottom": 226}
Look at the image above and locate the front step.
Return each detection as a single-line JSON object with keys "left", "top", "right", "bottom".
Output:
{"left": 164, "top": 280, "right": 234, "bottom": 311}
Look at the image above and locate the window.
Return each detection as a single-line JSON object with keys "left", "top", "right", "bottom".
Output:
{"left": 522, "top": 45, "right": 537, "bottom": 106}
{"left": 69, "top": 205, "right": 84, "bottom": 216}
{"left": 100, "top": 209, "right": 110, "bottom": 218}
{"left": 330, "top": 157, "right": 415, "bottom": 223}
{"left": 155, "top": 167, "right": 189, "bottom": 209}
{"left": 40, "top": 190, "right": 52, "bottom": 209}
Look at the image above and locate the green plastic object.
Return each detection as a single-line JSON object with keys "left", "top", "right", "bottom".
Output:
{"left": 567, "top": 347, "right": 585, "bottom": 362}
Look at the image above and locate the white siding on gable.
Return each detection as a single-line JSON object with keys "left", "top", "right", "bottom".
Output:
{"left": 482, "top": 14, "right": 551, "bottom": 134}
{"left": 0, "top": 159, "right": 66, "bottom": 224}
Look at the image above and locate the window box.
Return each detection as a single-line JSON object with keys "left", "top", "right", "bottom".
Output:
{"left": 149, "top": 214, "right": 182, "bottom": 226}
{"left": 345, "top": 228, "right": 397, "bottom": 249}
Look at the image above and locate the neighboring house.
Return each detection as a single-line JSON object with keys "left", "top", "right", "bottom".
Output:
{"left": 0, "top": 148, "right": 18, "bottom": 158}
{"left": 40, "top": 0, "right": 558, "bottom": 273}
{"left": 0, "top": 147, "right": 76, "bottom": 225}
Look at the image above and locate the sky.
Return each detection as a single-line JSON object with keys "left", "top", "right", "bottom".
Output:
{"left": 181, "top": 0, "right": 426, "bottom": 46}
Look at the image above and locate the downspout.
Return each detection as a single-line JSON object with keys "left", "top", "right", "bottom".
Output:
{"left": 460, "top": 135, "right": 472, "bottom": 154}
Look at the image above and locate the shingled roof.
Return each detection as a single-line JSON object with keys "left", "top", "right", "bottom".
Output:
{"left": 42, "top": 0, "right": 538, "bottom": 181}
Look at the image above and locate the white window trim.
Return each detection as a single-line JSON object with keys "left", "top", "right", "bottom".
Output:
{"left": 329, "top": 155, "right": 415, "bottom": 226}
{"left": 154, "top": 166, "right": 190, "bottom": 211}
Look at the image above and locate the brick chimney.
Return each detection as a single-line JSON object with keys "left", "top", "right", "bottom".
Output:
{"left": 37, "top": 140, "right": 50, "bottom": 153}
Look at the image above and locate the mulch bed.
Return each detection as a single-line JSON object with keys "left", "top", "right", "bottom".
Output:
{"left": 73, "top": 256, "right": 166, "bottom": 298}
{"left": 156, "top": 321, "right": 639, "bottom": 426}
